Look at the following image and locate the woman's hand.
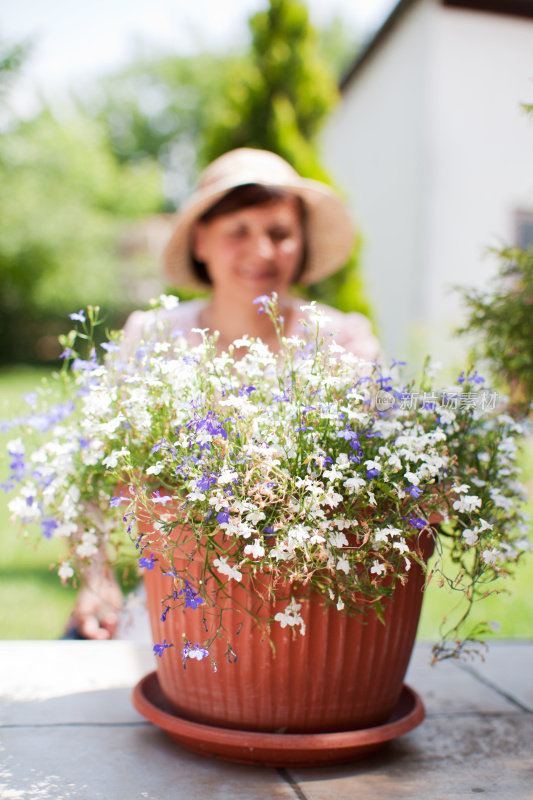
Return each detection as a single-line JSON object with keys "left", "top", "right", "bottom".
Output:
{"left": 66, "top": 567, "right": 123, "bottom": 640}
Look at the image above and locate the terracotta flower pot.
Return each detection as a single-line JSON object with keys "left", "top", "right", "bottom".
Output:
{"left": 139, "top": 507, "right": 433, "bottom": 735}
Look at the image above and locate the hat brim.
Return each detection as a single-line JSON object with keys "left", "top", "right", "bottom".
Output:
{"left": 162, "top": 173, "right": 354, "bottom": 289}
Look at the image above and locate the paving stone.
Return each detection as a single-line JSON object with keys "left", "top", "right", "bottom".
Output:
{"left": 288, "top": 712, "right": 533, "bottom": 800}
{"left": 405, "top": 643, "right": 519, "bottom": 714}
{"left": 1, "top": 640, "right": 531, "bottom": 799}
{"left": 457, "top": 641, "right": 533, "bottom": 712}
{"left": 0, "top": 640, "right": 155, "bottom": 725}
{"left": 0, "top": 725, "right": 295, "bottom": 800}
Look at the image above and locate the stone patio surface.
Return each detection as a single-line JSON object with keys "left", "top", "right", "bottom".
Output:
{"left": 0, "top": 640, "right": 532, "bottom": 799}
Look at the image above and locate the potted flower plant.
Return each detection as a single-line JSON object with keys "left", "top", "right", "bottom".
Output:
{"left": 3, "top": 294, "right": 530, "bottom": 765}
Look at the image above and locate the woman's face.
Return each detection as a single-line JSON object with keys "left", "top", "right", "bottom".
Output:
{"left": 192, "top": 196, "right": 305, "bottom": 301}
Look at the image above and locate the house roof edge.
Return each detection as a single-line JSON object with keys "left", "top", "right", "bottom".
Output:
{"left": 340, "top": 0, "right": 533, "bottom": 93}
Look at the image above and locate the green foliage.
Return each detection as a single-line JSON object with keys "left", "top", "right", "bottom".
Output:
{"left": 202, "top": 0, "right": 338, "bottom": 179}
{"left": 0, "top": 111, "right": 162, "bottom": 312}
{"left": 0, "top": 39, "right": 29, "bottom": 98}
{"left": 456, "top": 246, "right": 533, "bottom": 416}
{"left": 0, "top": 107, "right": 163, "bottom": 362}
{"left": 84, "top": 52, "right": 249, "bottom": 206}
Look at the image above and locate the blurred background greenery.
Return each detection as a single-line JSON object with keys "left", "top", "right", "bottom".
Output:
{"left": 0, "top": 0, "right": 531, "bottom": 641}
{"left": 0, "top": 0, "right": 369, "bottom": 368}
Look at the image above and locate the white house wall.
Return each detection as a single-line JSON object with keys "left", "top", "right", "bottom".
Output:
{"left": 322, "top": 0, "right": 432, "bottom": 362}
{"left": 426, "top": 4, "right": 533, "bottom": 360}
{"left": 322, "top": 0, "right": 533, "bottom": 368}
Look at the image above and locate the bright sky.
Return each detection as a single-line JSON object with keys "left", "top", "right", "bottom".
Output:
{"left": 1, "top": 0, "right": 397, "bottom": 107}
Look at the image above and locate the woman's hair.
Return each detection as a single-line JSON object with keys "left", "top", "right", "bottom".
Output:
{"left": 191, "top": 183, "right": 307, "bottom": 285}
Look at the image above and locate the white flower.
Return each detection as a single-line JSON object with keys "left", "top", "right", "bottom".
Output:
{"left": 213, "top": 557, "right": 242, "bottom": 582}
{"left": 159, "top": 293, "right": 179, "bottom": 310}
{"left": 8, "top": 494, "right": 41, "bottom": 522}
{"left": 146, "top": 462, "right": 165, "bottom": 476}
{"left": 186, "top": 644, "right": 209, "bottom": 661}
{"left": 274, "top": 598, "right": 306, "bottom": 635}
{"left": 387, "top": 454, "right": 402, "bottom": 470}
{"left": 323, "top": 466, "right": 344, "bottom": 482}
{"left": 482, "top": 548, "right": 498, "bottom": 565}
{"left": 336, "top": 557, "right": 350, "bottom": 574}
{"left": 76, "top": 532, "right": 98, "bottom": 559}
{"left": 489, "top": 488, "right": 514, "bottom": 513}
{"left": 58, "top": 562, "right": 74, "bottom": 582}
{"left": 370, "top": 560, "right": 386, "bottom": 576}
{"left": 218, "top": 469, "right": 239, "bottom": 485}
{"left": 439, "top": 409, "right": 456, "bottom": 425}
{"left": 488, "top": 620, "right": 501, "bottom": 633}
{"left": 322, "top": 487, "right": 343, "bottom": 508}
{"left": 462, "top": 529, "right": 479, "bottom": 546}
{"left": 343, "top": 476, "right": 366, "bottom": 494}
{"left": 102, "top": 448, "right": 130, "bottom": 468}
{"left": 55, "top": 521, "right": 78, "bottom": 538}
{"left": 187, "top": 489, "right": 206, "bottom": 502}
{"left": 7, "top": 437, "right": 25, "bottom": 455}
{"left": 244, "top": 539, "right": 265, "bottom": 559}
{"left": 452, "top": 484, "right": 470, "bottom": 494}
{"left": 393, "top": 538, "right": 409, "bottom": 555}
{"left": 453, "top": 494, "right": 482, "bottom": 513}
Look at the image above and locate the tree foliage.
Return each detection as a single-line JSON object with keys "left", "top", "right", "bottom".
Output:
{"left": 457, "top": 246, "right": 533, "bottom": 416}
{"left": 202, "top": 0, "right": 338, "bottom": 180}
{"left": 0, "top": 98, "right": 163, "bottom": 362}
{"left": 0, "top": 111, "right": 162, "bottom": 313}
{"left": 85, "top": 51, "right": 248, "bottom": 208}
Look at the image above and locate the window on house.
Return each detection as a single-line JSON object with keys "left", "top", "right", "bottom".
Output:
{"left": 515, "top": 211, "right": 533, "bottom": 251}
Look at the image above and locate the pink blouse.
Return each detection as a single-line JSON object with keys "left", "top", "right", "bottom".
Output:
{"left": 122, "top": 297, "right": 380, "bottom": 362}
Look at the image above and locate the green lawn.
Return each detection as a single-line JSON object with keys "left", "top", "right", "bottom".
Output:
{"left": 0, "top": 366, "right": 77, "bottom": 637}
{"left": 1, "top": 366, "right": 532, "bottom": 642}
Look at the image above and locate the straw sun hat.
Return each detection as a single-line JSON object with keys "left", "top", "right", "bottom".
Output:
{"left": 163, "top": 148, "right": 354, "bottom": 288}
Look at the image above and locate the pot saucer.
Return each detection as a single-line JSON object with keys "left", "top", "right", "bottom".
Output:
{"left": 132, "top": 671, "right": 425, "bottom": 767}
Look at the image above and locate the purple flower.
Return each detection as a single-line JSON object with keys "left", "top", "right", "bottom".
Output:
{"left": 408, "top": 484, "right": 423, "bottom": 499}
{"left": 110, "top": 492, "right": 126, "bottom": 507}
{"left": 196, "top": 472, "right": 217, "bottom": 492}
{"left": 179, "top": 580, "right": 204, "bottom": 609}
{"left": 69, "top": 310, "right": 86, "bottom": 323}
{"left": 71, "top": 358, "right": 97, "bottom": 372}
{"left": 100, "top": 341, "right": 120, "bottom": 353}
{"left": 252, "top": 295, "right": 271, "bottom": 314}
{"left": 151, "top": 491, "right": 173, "bottom": 505}
{"left": 182, "top": 641, "right": 209, "bottom": 665}
{"left": 407, "top": 516, "right": 427, "bottom": 531}
{"left": 138, "top": 554, "right": 157, "bottom": 570}
{"left": 160, "top": 606, "right": 170, "bottom": 622}
{"left": 366, "top": 468, "right": 380, "bottom": 479}
{"left": 217, "top": 510, "right": 230, "bottom": 524}
{"left": 41, "top": 518, "right": 58, "bottom": 539}
{"left": 153, "top": 639, "right": 173, "bottom": 658}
